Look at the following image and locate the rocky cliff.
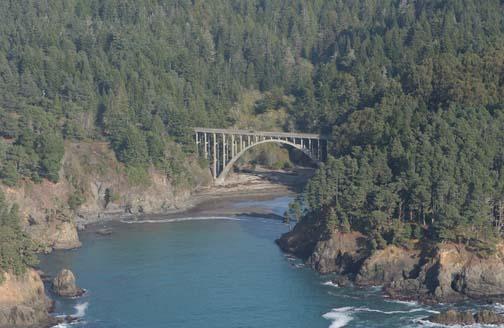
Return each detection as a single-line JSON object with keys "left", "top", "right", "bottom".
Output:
{"left": 0, "top": 270, "right": 54, "bottom": 328}
{"left": 277, "top": 222, "right": 504, "bottom": 303}
{"left": 1, "top": 141, "right": 212, "bottom": 252}
{"left": 0, "top": 141, "right": 212, "bottom": 328}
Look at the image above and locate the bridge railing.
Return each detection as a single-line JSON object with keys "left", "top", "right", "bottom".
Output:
{"left": 193, "top": 127, "right": 328, "bottom": 140}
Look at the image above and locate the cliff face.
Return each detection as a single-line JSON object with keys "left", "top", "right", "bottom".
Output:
{"left": 0, "top": 270, "right": 54, "bottom": 328}
{"left": 277, "top": 222, "right": 504, "bottom": 303}
{"left": 2, "top": 141, "right": 212, "bottom": 252}
{"left": 0, "top": 141, "right": 212, "bottom": 327}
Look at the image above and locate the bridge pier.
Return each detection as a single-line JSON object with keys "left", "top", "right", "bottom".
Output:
{"left": 194, "top": 128, "right": 328, "bottom": 184}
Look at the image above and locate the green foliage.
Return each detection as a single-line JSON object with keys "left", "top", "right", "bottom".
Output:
{"left": 286, "top": 198, "right": 303, "bottom": 223}
{"left": 125, "top": 166, "right": 151, "bottom": 187}
{"left": 68, "top": 190, "right": 86, "bottom": 211}
{"left": 0, "top": 191, "right": 38, "bottom": 282}
{"left": 36, "top": 132, "right": 65, "bottom": 182}
{"left": 0, "top": 0, "right": 504, "bottom": 250}
{"left": 115, "top": 125, "right": 149, "bottom": 167}
{"left": 104, "top": 188, "right": 119, "bottom": 209}
{"left": 326, "top": 207, "right": 338, "bottom": 234}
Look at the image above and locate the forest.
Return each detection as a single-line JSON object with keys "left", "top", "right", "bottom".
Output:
{"left": 1, "top": 0, "right": 504, "bottom": 274}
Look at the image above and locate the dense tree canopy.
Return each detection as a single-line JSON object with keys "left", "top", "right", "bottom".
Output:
{"left": 0, "top": 191, "right": 38, "bottom": 281}
{"left": 0, "top": 0, "right": 504, "bottom": 249}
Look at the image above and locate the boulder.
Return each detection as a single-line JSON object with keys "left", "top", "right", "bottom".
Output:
{"left": 96, "top": 228, "right": 113, "bottom": 236}
{"left": 474, "top": 309, "right": 504, "bottom": 324}
{"left": 52, "top": 269, "right": 84, "bottom": 298}
{"left": 428, "top": 309, "right": 475, "bottom": 325}
{"left": 332, "top": 275, "right": 352, "bottom": 287}
{"left": 428, "top": 309, "right": 504, "bottom": 326}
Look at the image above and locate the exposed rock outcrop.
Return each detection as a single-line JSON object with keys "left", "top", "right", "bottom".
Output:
{"left": 275, "top": 220, "right": 323, "bottom": 259}
{"left": 1, "top": 141, "right": 211, "bottom": 253}
{"left": 355, "top": 245, "right": 420, "bottom": 286}
{"left": 428, "top": 309, "right": 475, "bottom": 325}
{"left": 307, "top": 231, "right": 368, "bottom": 275}
{"left": 52, "top": 269, "right": 84, "bottom": 298}
{"left": 428, "top": 309, "right": 504, "bottom": 326}
{"left": 277, "top": 222, "right": 504, "bottom": 303}
{"left": 0, "top": 270, "right": 54, "bottom": 328}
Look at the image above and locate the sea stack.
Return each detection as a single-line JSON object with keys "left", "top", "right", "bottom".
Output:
{"left": 52, "top": 269, "right": 84, "bottom": 298}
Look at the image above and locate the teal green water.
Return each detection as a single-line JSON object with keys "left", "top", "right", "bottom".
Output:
{"left": 39, "top": 197, "right": 479, "bottom": 328}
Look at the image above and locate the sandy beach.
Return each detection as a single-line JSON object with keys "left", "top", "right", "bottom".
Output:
{"left": 83, "top": 167, "right": 313, "bottom": 231}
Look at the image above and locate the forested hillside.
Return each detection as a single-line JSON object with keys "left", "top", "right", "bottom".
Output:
{"left": 1, "top": 0, "right": 504, "bottom": 250}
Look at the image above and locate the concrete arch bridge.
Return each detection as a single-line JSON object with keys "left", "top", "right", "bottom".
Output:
{"left": 194, "top": 128, "right": 328, "bottom": 184}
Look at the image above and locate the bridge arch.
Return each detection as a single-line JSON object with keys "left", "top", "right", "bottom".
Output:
{"left": 194, "top": 128, "right": 328, "bottom": 185}
{"left": 215, "top": 139, "right": 318, "bottom": 184}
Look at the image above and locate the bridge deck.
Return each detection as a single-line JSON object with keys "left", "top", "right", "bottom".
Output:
{"left": 193, "top": 127, "right": 328, "bottom": 140}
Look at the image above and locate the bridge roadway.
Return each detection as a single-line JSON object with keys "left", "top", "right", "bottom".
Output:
{"left": 193, "top": 128, "right": 328, "bottom": 184}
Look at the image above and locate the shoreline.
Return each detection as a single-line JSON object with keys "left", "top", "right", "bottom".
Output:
{"left": 76, "top": 167, "right": 312, "bottom": 228}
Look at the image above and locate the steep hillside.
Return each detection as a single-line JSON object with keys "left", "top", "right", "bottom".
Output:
{"left": 2, "top": 141, "right": 211, "bottom": 251}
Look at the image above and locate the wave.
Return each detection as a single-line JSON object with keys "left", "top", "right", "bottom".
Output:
{"left": 411, "top": 318, "right": 478, "bottom": 327}
{"left": 356, "top": 306, "right": 439, "bottom": 315}
{"left": 322, "top": 307, "right": 354, "bottom": 328}
{"left": 323, "top": 281, "right": 339, "bottom": 288}
{"left": 121, "top": 216, "right": 242, "bottom": 224}
{"left": 74, "top": 302, "right": 89, "bottom": 318}
{"left": 493, "top": 303, "right": 504, "bottom": 313}
{"left": 323, "top": 305, "right": 442, "bottom": 328}
{"left": 384, "top": 299, "right": 419, "bottom": 307}
{"left": 412, "top": 318, "right": 504, "bottom": 328}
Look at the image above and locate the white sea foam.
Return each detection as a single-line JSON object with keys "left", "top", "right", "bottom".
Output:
{"left": 355, "top": 306, "right": 439, "bottom": 315}
{"left": 493, "top": 303, "right": 504, "bottom": 313}
{"left": 322, "top": 307, "right": 354, "bottom": 328}
{"left": 384, "top": 299, "right": 419, "bottom": 307}
{"left": 74, "top": 302, "right": 89, "bottom": 318}
{"left": 121, "top": 216, "right": 241, "bottom": 224}
{"left": 411, "top": 318, "right": 467, "bottom": 327}
{"left": 323, "top": 305, "right": 443, "bottom": 328}
{"left": 323, "top": 281, "right": 339, "bottom": 288}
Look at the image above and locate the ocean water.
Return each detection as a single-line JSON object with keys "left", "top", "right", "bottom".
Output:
{"left": 39, "top": 196, "right": 500, "bottom": 328}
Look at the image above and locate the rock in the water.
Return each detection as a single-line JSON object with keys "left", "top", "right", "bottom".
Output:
{"left": 474, "top": 309, "right": 504, "bottom": 324}
{"left": 52, "top": 269, "right": 84, "bottom": 297}
{"left": 96, "top": 228, "right": 112, "bottom": 236}
{"left": 332, "top": 275, "right": 352, "bottom": 287}
{"left": 428, "top": 309, "right": 475, "bottom": 325}
{"left": 428, "top": 309, "right": 504, "bottom": 326}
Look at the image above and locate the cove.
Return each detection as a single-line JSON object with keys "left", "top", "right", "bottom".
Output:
{"left": 39, "top": 196, "right": 454, "bottom": 328}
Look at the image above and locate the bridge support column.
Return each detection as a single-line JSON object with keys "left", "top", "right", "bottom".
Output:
{"left": 194, "top": 127, "right": 328, "bottom": 184}
{"left": 212, "top": 133, "right": 217, "bottom": 178}
{"left": 317, "top": 139, "right": 320, "bottom": 160}
{"left": 195, "top": 132, "right": 199, "bottom": 156}
{"left": 222, "top": 133, "right": 226, "bottom": 174}
{"left": 204, "top": 133, "right": 208, "bottom": 159}
{"left": 231, "top": 135, "right": 235, "bottom": 158}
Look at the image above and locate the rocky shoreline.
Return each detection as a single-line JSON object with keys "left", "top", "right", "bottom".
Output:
{"left": 0, "top": 167, "right": 307, "bottom": 328}
{"left": 277, "top": 220, "right": 504, "bottom": 305}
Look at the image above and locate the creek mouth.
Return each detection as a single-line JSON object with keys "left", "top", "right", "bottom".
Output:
{"left": 37, "top": 196, "right": 499, "bottom": 328}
